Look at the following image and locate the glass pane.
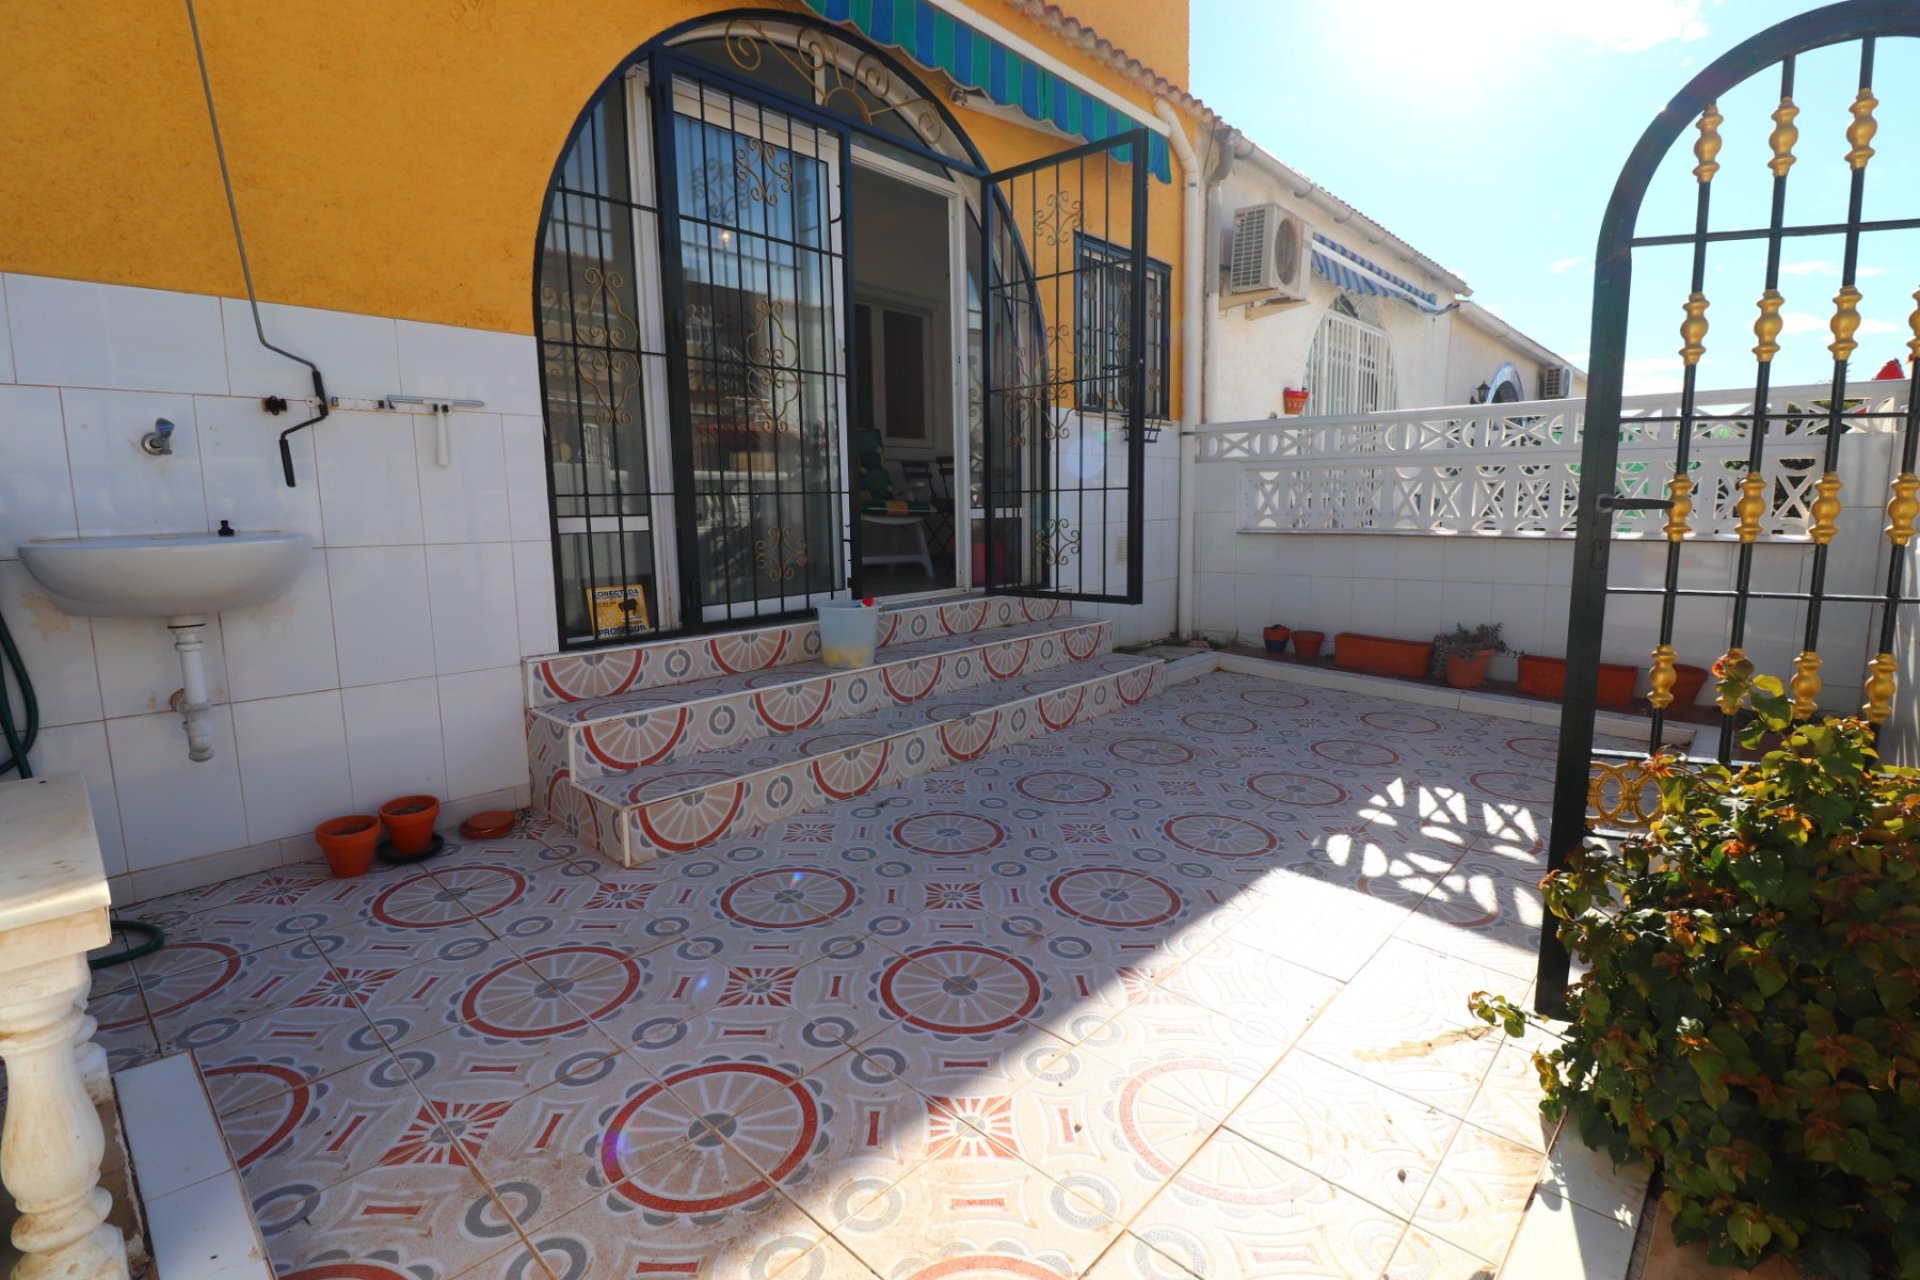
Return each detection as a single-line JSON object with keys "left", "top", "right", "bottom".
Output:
{"left": 882, "top": 310, "right": 927, "bottom": 442}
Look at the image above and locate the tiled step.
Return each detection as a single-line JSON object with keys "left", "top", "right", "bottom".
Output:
{"left": 563, "top": 653, "right": 1165, "bottom": 865}
{"left": 540, "top": 614, "right": 1112, "bottom": 782}
{"left": 524, "top": 595, "right": 1066, "bottom": 709}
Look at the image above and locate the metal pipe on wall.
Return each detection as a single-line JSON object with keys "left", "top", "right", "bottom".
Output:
{"left": 1155, "top": 100, "right": 1204, "bottom": 640}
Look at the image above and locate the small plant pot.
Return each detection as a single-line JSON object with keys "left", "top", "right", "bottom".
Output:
{"left": 1261, "top": 624, "right": 1291, "bottom": 655}
{"left": 315, "top": 815, "right": 381, "bottom": 879}
{"left": 1670, "top": 663, "right": 1710, "bottom": 709}
{"left": 379, "top": 795, "right": 441, "bottom": 857}
{"left": 1283, "top": 388, "right": 1310, "bottom": 415}
{"left": 1292, "top": 630, "right": 1325, "bottom": 661}
{"left": 1443, "top": 648, "right": 1496, "bottom": 690}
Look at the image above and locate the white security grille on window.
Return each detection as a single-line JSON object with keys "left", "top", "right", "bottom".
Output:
{"left": 1301, "top": 304, "right": 1396, "bottom": 417}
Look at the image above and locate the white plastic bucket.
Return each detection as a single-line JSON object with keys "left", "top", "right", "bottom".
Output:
{"left": 817, "top": 599, "right": 881, "bottom": 669}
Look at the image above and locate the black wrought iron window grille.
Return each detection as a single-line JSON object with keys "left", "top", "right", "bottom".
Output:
{"left": 1074, "top": 232, "right": 1170, "bottom": 422}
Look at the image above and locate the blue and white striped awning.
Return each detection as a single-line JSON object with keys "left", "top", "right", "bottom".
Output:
{"left": 1311, "top": 233, "right": 1442, "bottom": 313}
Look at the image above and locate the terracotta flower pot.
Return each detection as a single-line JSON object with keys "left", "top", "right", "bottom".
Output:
{"left": 315, "top": 815, "right": 380, "bottom": 879}
{"left": 1261, "top": 624, "right": 1291, "bottom": 655}
{"left": 379, "top": 795, "right": 441, "bottom": 857}
{"left": 1670, "top": 663, "right": 1710, "bottom": 709}
{"left": 1443, "top": 649, "right": 1495, "bottom": 690}
{"left": 1292, "top": 630, "right": 1325, "bottom": 661}
{"left": 1334, "top": 632, "right": 1435, "bottom": 680}
{"left": 1515, "top": 655, "right": 1640, "bottom": 706}
{"left": 1283, "top": 388, "right": 1310, "bottom": 415}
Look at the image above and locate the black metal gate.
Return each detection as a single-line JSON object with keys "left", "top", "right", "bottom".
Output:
{"left": 654, "top": 55, "right": 859, "bottom": 628}
{"left": 980, "top": 130, "right": 1151, "bottom": 603}
{"left": 1539, "top": 1, "right": 1920, "bottom": 1014}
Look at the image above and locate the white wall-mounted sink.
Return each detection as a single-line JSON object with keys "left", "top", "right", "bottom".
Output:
{"left": 19, "top": 532, "right": 311, "bottom": 620}
{"left": 18, "top": 531, "right": 312, "bottom": 764}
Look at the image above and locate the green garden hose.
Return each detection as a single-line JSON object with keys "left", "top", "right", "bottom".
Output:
{"left": 2, "top": 606, "right": 163, "bottom": 969}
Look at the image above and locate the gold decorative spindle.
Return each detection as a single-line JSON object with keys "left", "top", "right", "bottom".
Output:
{"left": 1888, "top": 473, "right": 1920, "bottom": 547}
{"left": 1809, "top": 472, "right": 1843, "bottom": 545}
{"left": 1735, "top": 472, "right": 1768, "bottom": 542}
{"left": 1752, "top": 289, "right": 1785, "bottom": 363}
{"left": 1767, "top": 96, "right": 1799, "bottom": 177}
{"left": 1908, "top": 287, "right": 1920, "bottom": 364}
{"left": 1830, "top": 286, "right": 1863, "bottom": 362}
{"left": 1791, "top": 651, "right": 1824, "bottom": 719}
{"left": 1693, "top": 102, "right": 1724, "bottom": 182}
{"left": 1664, "top": 475, "right": 1694, "bottom": 541}
{"left": 1679, "top": 292, "right": 1710, "bottom": 366}
{"left": 1648, "top": 644, "right": 1679, "bottom": 710}
{"left": 1716, "top": 647, "right": 1749, "bottom": 715}
{"left": 1863, "top": 653, "right": 1897, "bottom": 724}
{"left": 1846, "top": 86, "right": 1878, "bottom": 170}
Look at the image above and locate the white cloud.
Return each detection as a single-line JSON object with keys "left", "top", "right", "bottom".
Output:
{"left": 1549, "top": 256, "right": 1588, "bottom": 274}
{"left": 1556, "top": 0, "right": 1707, "bottom": 51}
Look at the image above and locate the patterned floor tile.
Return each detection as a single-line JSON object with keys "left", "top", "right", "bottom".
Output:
{"left": 119, "top": 670, "right": 1579, "bottom": 1275}
{"left": 1123, "top": 1130, "right": 1409, "bottom": 1279}
{"left": 1409, "top": 1124, "right": 1545, "bottom": 1267}
{"left": 1224, "top": 1049, "right": 1461, "bottom": 1217}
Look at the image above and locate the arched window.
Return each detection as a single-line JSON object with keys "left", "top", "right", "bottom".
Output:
{"left": 1302, "top": 296, "right": 1395, "bottom": 416}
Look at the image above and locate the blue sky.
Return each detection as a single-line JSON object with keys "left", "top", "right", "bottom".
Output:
{"left": 1189, "top": 0, "right": 1919, "bottom": 396}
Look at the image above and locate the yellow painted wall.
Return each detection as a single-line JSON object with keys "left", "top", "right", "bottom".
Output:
{"left": 0, "top": 0, "right": 1192, "bottom": 384}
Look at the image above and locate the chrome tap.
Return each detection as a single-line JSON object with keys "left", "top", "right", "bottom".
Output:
{"left": 141, "top": 417, "right": 176, "bottom": 456}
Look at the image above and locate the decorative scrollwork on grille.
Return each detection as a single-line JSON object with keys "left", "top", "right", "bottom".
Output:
{"left": 721, "top": 19, "right": 945, "bottom": 146}
{"left": 539, "top": 267, "right": 638, "bottom": 350}
{"left": 1035, "top": 193, "right": 1082, "bottom": 246}
{"left": 1588, "top": 758, "right": 1664, "bottom": 831}
{"left": 744, "top": 298, "right": 799, "bottom": 432}
{"left": 754, "top": 525, "right": 809, "bottom": 581}
{"left": 1035, "top": 518, "right": 1080, "bottom": 567}
{"left": 733, "top": 137, "right": 793, "bottom": 206}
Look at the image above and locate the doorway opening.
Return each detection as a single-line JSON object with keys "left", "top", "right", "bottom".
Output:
{"left": 849, "top": 164, "right": 961, "bottom": 598}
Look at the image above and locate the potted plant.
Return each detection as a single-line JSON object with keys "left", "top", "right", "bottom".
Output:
{"left": 1431, "top": 623, "right": 1509, "bottom": 690}
{"left": 1283, "top": 387, "right": 1310, "bottom": 415}
{"left": 1291, "top": 629, "right": 1325, "bottom": 661}
{"left": 379, "top": 794, "right": 441, "bottom": 857}
{"left": 1261, "top": 624, "right": 1291, "bottom": 655}
{"left": 314, "top": 815, "right": 380, "bottom": 878}
{"left": 1670, "top": 662, "right": 1710, "bottom": 710}
{"left": 1471, "top": 667, "right": 1920, "bottom": 1280}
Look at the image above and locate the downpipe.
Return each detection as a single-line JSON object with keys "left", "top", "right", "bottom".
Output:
{"left": 1154, "top": 100, "right": 1204, "bottom": 641}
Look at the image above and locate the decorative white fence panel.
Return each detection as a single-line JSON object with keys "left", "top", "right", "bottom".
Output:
{"left": 1202, "top": 380, "right": 1911, "bottom": 539}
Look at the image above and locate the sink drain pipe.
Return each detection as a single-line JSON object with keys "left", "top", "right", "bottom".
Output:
{"left": 184, "top": 0, "right": 328, "bottom": 488}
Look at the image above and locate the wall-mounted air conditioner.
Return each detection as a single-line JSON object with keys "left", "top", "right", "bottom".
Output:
{"left": 1226, "top": 204, "right": 1309, "bottom": 307}
{"left": 1540, "top": 364, "right": 1573, "bottom": 398}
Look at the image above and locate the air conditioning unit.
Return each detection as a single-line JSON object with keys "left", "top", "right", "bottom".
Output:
{"left": 1227, "top": 204, "right": 1308, "bottom": 297}
{"left": 1540, "top": 364, "right": 1573, "bottom": 398}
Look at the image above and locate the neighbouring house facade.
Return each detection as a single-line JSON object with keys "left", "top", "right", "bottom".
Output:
{"left": 1202, "top": 137, "right": 1586, "bottom": 424}
{"left": 0, "top": 0, "right": 1203, "bottom": 896}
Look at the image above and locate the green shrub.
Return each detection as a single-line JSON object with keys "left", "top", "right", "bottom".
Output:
{"left": 1473, "top": 667, "right": 1920, "bottom": 1279}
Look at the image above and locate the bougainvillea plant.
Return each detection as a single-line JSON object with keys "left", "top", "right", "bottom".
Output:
{"left": 1472, "top": 661, "right": 1920, "bottom": 1279}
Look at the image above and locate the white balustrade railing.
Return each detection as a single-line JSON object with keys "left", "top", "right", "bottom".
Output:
{"left": 1200, "top": 379, "right": 1911, "bottom": 539}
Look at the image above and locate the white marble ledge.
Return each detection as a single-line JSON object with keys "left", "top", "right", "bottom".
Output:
{"left": 0, "top": 774, "right": 111, "bottom": 963}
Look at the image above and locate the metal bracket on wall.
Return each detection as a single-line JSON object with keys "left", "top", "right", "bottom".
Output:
{"left": 380, "top": 395, "right": 487, "bottom": 468}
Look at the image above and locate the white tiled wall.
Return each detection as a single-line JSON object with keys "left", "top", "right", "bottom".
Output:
{"left": 0, "top": 273, "right": 553, "bottom": 898}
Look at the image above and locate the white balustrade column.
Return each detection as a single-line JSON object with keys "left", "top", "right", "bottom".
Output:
{"left": 0, "top": 774, "right": 128, "bottom": 1280}
{"left": 0, "top": 954, "right": 128, "bottom": 1280}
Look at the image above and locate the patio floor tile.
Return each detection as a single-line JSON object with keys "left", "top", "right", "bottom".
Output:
{"left": 109, "top": 670, "right": 1600, "bottom": 1276}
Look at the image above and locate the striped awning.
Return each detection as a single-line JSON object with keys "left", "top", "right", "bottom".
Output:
{"left": 1311, "top": 233, "right": 1442, "bottom": 313}
{"left": 800, "top": 0, "right": 1173, "bottom": 182}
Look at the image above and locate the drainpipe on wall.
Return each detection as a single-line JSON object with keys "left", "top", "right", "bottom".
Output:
{"left": 1155, "top": 100, "right": 1203, "bottom": 641}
